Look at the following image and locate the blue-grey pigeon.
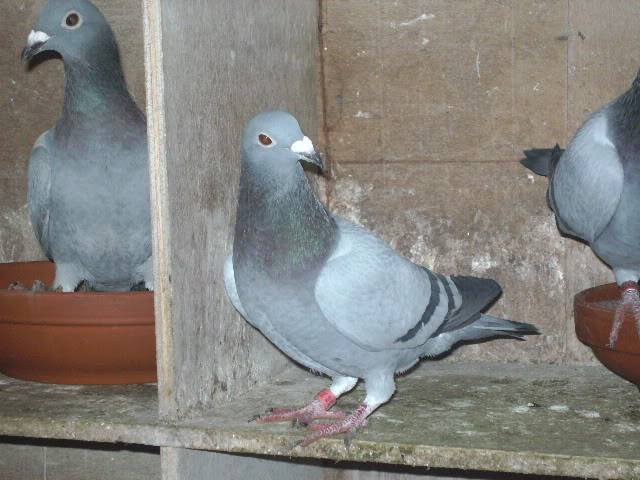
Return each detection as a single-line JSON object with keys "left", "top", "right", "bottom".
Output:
{"left": 522, "top": 70, "right": 640, "bottom": 347}
{"left": 22, "top": 0, "right": 152, "bottom": 292}
{"left": 225, "top": 111, "right": 538, "bottom": 445}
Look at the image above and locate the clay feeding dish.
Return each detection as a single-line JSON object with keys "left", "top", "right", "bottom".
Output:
{"left": 575, "top": 283, "right": 640, "bottom": 385}
{"left": 0, "top": 261, "right": 156, "bottom": 384}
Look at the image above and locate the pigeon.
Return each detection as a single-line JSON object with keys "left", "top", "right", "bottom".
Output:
{"left": 225, "top": 111, "right": 539, "bottom": 446}
{"left": 22, "top": 0, "right": 152, "bottom": 292}
{"left": 521, "top": 69, "right": 640, "bottom": 347}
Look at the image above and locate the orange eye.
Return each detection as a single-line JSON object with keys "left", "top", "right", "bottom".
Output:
{"left": 258, "top": 134, "right": 273, "bottom": 146}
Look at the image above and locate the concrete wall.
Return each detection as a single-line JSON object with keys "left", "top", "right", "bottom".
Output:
{"left": 0, "top": 0, "right": 146, "bottom": 263}
{"left": 321, "top": 0, "right": 640, "bottom": 364}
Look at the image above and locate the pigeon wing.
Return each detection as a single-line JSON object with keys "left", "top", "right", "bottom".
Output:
{"left": 314, "top": 218, "right": 455, "bottom": 351}
{"left": 27, "top": 131, "right": 53, "bottom": 259}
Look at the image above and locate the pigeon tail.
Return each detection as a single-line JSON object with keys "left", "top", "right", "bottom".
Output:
{"left": 520, "top": 144, "right": 564, "bottom": 177}
{"left": 466, "top": 314, "right": 540, "bottom": 341}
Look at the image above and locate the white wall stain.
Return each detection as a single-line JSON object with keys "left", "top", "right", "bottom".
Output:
{"left": 0, "top": 204, "right": 44, "bottom": 263}
{"left": 408, "top": 235, "right": 437, "bottom": 269}
{"left": 354, "top": 111, "right": 372, "bottom": 119}
{"left": 330, "top": 175, "right": 373, "bottom": 226}
{"left": 471, "top": 254, "right": 497, "bottom": 273}
{"left": 394, "top": 13, "right": 435, "bottom": 28}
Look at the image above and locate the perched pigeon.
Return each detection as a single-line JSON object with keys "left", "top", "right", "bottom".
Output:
{"left": 522, "top": 70, "right": 640, "bottom": 347}
{"left": 225, "top": 111, "right": 538, "bottom": 445}
{"left": 22, "top": 0, "right": 152, "bottom": 292}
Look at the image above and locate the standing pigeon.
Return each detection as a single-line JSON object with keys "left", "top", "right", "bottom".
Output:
{"left": 21, "top": 0, "right": 152, "bottom": 291}
{"left": 521, "top": 70, "right": 640, "bottom": 347}
{"left": 225, "top": 111, "right": 538, "bottom": 445}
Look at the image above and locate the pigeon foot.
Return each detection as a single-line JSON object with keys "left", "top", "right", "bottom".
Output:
{"left": 300, "top": 403, "right": 373, "bottom": 447}
{"left": 609, "top": 281, "right": 640, "bottom": 348}
{"left": 253, "top": 389, "right": 344, "bottom": 426}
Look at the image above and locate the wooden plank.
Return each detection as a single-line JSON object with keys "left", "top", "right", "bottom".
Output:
{"left": 0, "top": 441, "right": 44, "bottom": 480}
{"left": 0, "top": 439, "right": 159, "bottom": 480}
{"left": 0, "top": 364, "right": 638, "bottom": 479}
{"left": 324, "top": 0, "right": 568, "bottom": 164}
{"left": 162, "top": 449, "right": 326, "bottom": 480}
{"left": 144, "top": 0, "right": 319, "bottom": 420}
{"left": 563, "top": 0, "right": 640, "bottom": 362}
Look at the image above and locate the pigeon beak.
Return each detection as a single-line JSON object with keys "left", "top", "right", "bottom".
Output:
{"left": 21, "top": 30, "right": 51, "bottom": 63}
{"left": 291, "top": 136, "right": 324, "bottom": 171}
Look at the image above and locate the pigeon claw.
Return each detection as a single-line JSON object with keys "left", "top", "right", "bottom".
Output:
{"left": 253, "top": 388, "right": 344, "bottom": 425}
{"left": 300, "top": 404, "right": 372, "bottom": 447}
{"left": 609, "top": 281, "right": 640, "bottom": 348}
{"left": 253, "top": 400, "right": 344, "bottom": 426}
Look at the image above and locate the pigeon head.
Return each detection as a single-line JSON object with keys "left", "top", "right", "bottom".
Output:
{"left": 242, "top": 111, "right": 323, "bottom": 172}
{"left": 22, "top": 0, "right": 117, "bottom": 65}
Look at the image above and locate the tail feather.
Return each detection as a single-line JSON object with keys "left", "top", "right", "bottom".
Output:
{"left": 520, "top": 144, "right": 564, "bottom": 177}
{"left": 465, "top": 314, "right": 539, "bottom": 341}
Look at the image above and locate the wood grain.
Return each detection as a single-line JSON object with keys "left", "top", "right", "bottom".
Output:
{"left": 147, "top": 0, "right": 319, "bottom": 420}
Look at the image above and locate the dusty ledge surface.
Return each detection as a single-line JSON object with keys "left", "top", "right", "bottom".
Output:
{"left": 0, "top": 362, "right": 638, "bottom": 479}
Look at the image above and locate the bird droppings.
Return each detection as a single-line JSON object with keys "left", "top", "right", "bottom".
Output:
{"left": 576, "top": 409, "right": 601, "bottom": 419}
{"left": 549, "top": 404, "right": 570, "bottom": 413}
{"left": 512, "top": 405, "right": 531, "bottom": 414}
{"left": 448, "top": 399, "right": 475, "bottom": 409}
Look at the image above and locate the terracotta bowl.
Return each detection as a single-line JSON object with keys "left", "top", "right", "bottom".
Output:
{"left": 0, "top": 261, "right": 156, "bottom": 384}
{"left": 575, "top": 283, "right": 640, "bottom": 385}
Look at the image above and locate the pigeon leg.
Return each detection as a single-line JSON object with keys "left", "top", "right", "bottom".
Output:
{"left": 136, "top": 257, "right": 154, "bottom": 291}
{"left": 609, "top": 281, "right": 640, "bottom": 348}
{"left": 53, "top": 263, "right": 87, "bottom": 292}
{"left": 255, "top": 376, "right": 357, "bottom": 426}
{"left": 300, "top": 372, "right": 394, "bottom": 446}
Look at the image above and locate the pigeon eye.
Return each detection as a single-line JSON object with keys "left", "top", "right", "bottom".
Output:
{"left": 258, "top": 134, "right": 273, "bottom": 146}
{"left": 63, "top": 11, "right": 82, "bottom": 29}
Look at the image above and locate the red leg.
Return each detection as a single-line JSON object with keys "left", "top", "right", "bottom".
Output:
{"left": 610, "top": 281, "right": 640, "bottom": 348}
{"left": 300, "top": 403, "right": 374, "bottom": 446}
{"left": 254, "top": 389, "right": 345, "bottom": 426}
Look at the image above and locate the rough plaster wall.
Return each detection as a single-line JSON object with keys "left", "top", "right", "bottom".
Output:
{"left": 0, "top": 0, "right": 146, "bottom": 263}
{"left": 321, "top": 0, "right": 640, "bottom": 365}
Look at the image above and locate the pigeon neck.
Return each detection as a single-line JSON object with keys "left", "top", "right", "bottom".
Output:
{"left": 235, "top": 160, "right": 337, "bottom": 277}
{"left": 618, "top": 75, "right": 640, "bottom": 112}
{"left": 611, "top": 75, "right": 640, "bottom": 154}
{"left": 61, "top": 52, "right": 137, "bottom": 122}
